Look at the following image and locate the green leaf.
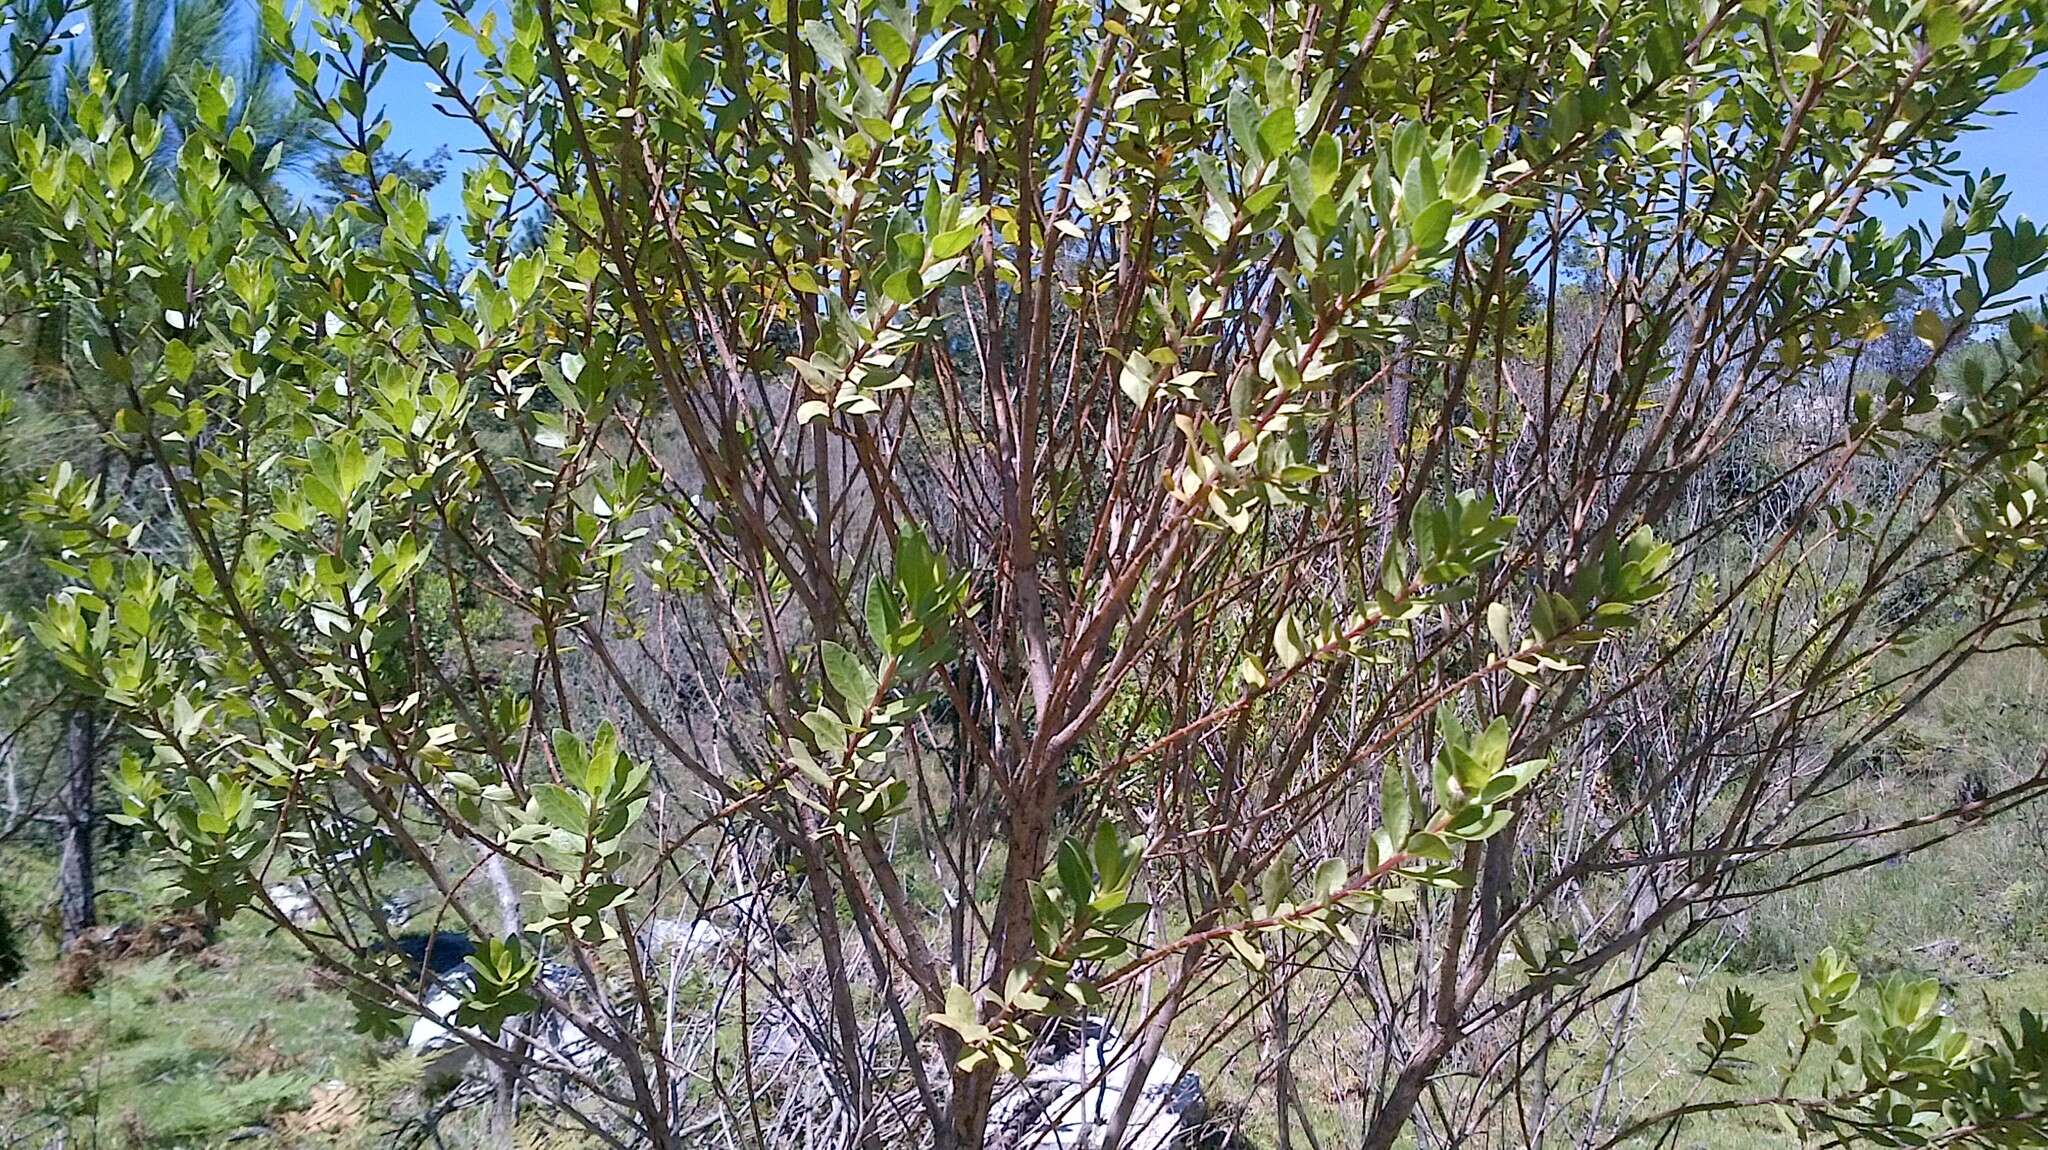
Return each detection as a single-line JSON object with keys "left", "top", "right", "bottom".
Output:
{"left": 532, "top": 783, "right": 588, "bottom": 835}
{"left": 1259, "top": 851, "right": 1290, "bottom": 911}
{"left": 821, "top": 641, "right": 878, "bottom": 711}
{"left": 1227, "top": 90, "right": 1265, "bottom": 165}
{"left": 1225, "top": 929, "right": 1267, "bottom": 971}
{"left": 799, "top": 20, "right": 850, "bottom": 71}
{"left": 930, "top": 215, "right": 985, "bottom": 261}
{"left": 1444, "top": 140, "right": 1484, "bottom": 202}
{"left": 1409, "top": 198, "right": 1454, "bottom": 252}
{"left": 1474, "top": 717, "right": 1511, "bottom": 773}
{"left": 1273, "top": 612, "right": 1308, "bottom": 668}
{"left": 1381, "top": 759, "right": 1413, "bottom": 845}
{"left": 865, "top": 575, "right": 900, "bottom": 651}
{"left": 802, "top": 708, "right": 850, "bottom": 754}
{"left": 1312, "top": 856, "right": 1348, "bottom": 900}
{"left": 163, "top": 340, "right": 195, "bottom": 383}
{"left": 194, "top": 73, "right": 235, "bottom": 132}
{"left": 1091, "top": 823, "right": 1127, "bottom": 889}
{"left": 1994, "top": 66, "right": 2039, "bottom": 94}
{"left": 1913, "top": 307, "right": 1946, "bottom": 348}
{"left": 1257, "top": 105, "right": 1296, "bottom": 163}
{"left": 882, "top": 266, "right": 922, "bottom": 304}
{"left": 551, "top": 728, "right": 586, "bottom": 777}
{"left": 870, "top": 21, "right": 911, "bottom": 71}
{"left": 1119, "top": 353, "right": 1154, "bottom": 407}
{"left": 928, "top": 982, "right": 990, "bottom": 1043}
{"left": 1308, "top": 135, "right": 1340, "bottom": 195}
{"left": 507, "top": 253, "right": 541, "bottom": 303}
{"left": 1003, "top": 968, "right": 1050, "bottom": 1012}
{"left": 1486, "top": 601, "right": 1514, "bottom": 653}
{"left": 1056, "top": 838, "right": 1092, "bottom": 905}
{"left": 1924, "top": 6, "right": 1961, "bottom": 50}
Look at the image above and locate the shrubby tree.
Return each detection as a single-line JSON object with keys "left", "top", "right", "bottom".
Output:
{"left": 4, "top": 0, "right": 2048, "bottom": 1146}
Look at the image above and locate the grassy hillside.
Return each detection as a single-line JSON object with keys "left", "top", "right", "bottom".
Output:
{"left": 0, "top": 907, "right": 380, "bottom": 1149}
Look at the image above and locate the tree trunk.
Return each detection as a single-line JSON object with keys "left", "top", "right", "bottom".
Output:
{"left": 1378, "top": 360, "right": 1411, "bottom": 556}
{"left": 1272, "top": 972, "right": 1294, "bottom": 1150}
{"left": 1100, "top": 944, "right": 1201, "bottom": 1150}
{"left": 1378, "top": 298, "right": 1417, "bottom": 558}
{"left": 57, "top": 705, "right": 98, "bottom": 945}
{"left": 951, "top": 778, "right": 1058, "bottom": 1149}
{"left": 482, "top": 851, "right": 524, "bottom": 1143}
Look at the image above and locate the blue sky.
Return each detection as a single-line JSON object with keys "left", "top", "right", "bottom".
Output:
{"left": 1870, "top": 82, "right": 2048, "bottom": 230}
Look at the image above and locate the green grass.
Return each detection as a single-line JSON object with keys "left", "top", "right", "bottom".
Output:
{"left": 1537, "top": 963, "right": 2048, "bottom": 1150}
{"left": 0, "top": 914, "right": 374, "bottom": 1148}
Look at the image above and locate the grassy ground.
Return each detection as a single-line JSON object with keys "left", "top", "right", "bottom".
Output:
{"left": 10, "top": 913, "right": 2043, "bottom": 1149}
{"left": 0, "top": 911, "right": 388, "bottom": 1148}
{"left": 9, "top": 789, "right": 2048, "bottom": 1150}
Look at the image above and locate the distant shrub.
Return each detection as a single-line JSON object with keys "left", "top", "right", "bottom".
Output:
{"left": 0, "top": 900, "right": 22, "bottom": 986}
